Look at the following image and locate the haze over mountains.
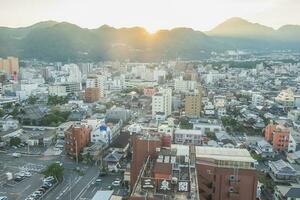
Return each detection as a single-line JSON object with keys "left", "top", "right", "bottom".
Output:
{"left": 0, "top": 17, "right": 300, "bottom": 61}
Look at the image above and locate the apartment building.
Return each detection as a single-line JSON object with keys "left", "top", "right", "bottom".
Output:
{"left": 185, "top": 92, "right": 202, "bottom": 117}
{"left": 85, "top": 87, "right": 100, "bottom": 103}
{"left": 196, "top": 147, "right": 258, "bottom": 200}
{"left": 152, "top": 88, "right": 172, "bottom": 118}
{"left": 64, "top": 122, "right": 91, "bottom": 157}
{"left": 265, "top": 123, "right": 290, "bottom": 151}
{"left": 0, "top": 56, "right": 19, "bottom": 77}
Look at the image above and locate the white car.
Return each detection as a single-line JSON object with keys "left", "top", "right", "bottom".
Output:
{"left": 24, "top": 172, "right": 32, "bottom": 177}
{"left": 0, "top": 196, "right": 8, "bottom": 200}
{"left": 112, "top": 180, "right": 121, "bottom": 187}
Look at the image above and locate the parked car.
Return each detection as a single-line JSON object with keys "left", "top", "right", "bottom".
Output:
{"left": 112, "top": 180, "right": 121, "bottom": 187}
{"left": 14, "top": 176, "right": 23, "bottom": 182}
{"left": 24, "top": 172, "right": 32, "bottom": 177}
{"left": 0, "top": 196, "right": 8, "bottom": 200}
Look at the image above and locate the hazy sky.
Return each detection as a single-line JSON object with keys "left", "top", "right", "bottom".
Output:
{"left": 1, "top": 0, "right": 300, "bottom": 32}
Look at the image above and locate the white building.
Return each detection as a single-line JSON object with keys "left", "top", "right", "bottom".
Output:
{"left": 252, "top": 93, "right": 265, "bottom": 106}
{"left": 152, "top": 88, "right": 172, "bottom": 118}
{"left": 174, "top": 129, "right": 204, "bottom": 145}
{"left": 48, "top": 82, "right": 81, "bottom": 96}
{"left": 275, "top": 88, "right": 294, "bottom": 107}
{"left": 62, "top": 64, "right": 82, "bottom": 84}
{"left": 174, "top": 77, "right": 197, "bottom": 93}
{"left": 86, "top": 74, "right": 106, "bottom": 97}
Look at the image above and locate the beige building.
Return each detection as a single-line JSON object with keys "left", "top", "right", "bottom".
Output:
{"left": 0, "top": 57, "right": 19, "bottom": 76}
{"left": 185, "top": 90, "right": 202, "bottom": 117}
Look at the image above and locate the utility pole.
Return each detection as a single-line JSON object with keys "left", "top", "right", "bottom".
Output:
{"left": 75, "top": 140, "right": 78, "bottom": 164}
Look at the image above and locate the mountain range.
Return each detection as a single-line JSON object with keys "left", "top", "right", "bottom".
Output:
{"left": 0, "top": 17, "right": 300, "bottom": 62}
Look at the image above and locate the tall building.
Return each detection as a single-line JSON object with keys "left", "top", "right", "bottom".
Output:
{"left": 86, "top": 74, "right": 106, "bottom": 97}
{"left": 152, "top": 88, "right": 172, "bottom": 118}
{"left": 64, "top": 122, "right": 91, "bottom": 157}
{"left": 62, "top": 64, "right": 82, "bottom": 84}
{"left": 196, "top": 147, "right": 258, "bottom": 200}
{"left": 85, "top": 87, "right": 100, "bottom": 103}
{"left": 185, "top": 90, "right": 202, "bottom": 117}
{"left": 0, "top": 57, "right": 19, "bottom": 77}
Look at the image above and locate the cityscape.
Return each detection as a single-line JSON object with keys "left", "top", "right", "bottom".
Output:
{"left": 1, "top": 1, "right": 300, "bottom": 200}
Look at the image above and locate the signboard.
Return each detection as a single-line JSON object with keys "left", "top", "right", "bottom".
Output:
{"left": 177, "top": 181, "right": 190, "bottom": 192}
{"left": 142, "top": 178, "right": 155, "bottom": 189}
{"left": 157, "top": 179, "right": 172, "bottom": 192}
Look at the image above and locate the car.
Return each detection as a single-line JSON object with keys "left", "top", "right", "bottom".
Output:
{"left": 33, "top": 191, "right": 43, "bottom": 196}
{"left": 14, "top": 176, "right": 23, "bottom": 182}
{"left": 107, "top": 185, "right": 113, "bottom": 190}
{"left": 112, "top": 180, "right": 121, "bottom": 187}
{"left": 43, "top": 182, "right": 53, "bottom": 187}
{"left": 55, "top": 161, "right": 63, "bottom": 167}
{"left": 99, "top": 172, "right": 107, "bottom": 177}
{"left": 43, "top": 176, "right": 55, "bottom": 183}
{"left": 38, "top": 187, "right": 46, "bottom": 193}
{"left": 24, "top": 171, "right": 32, "bottom": 177}
{"left": 0, "top": 196, "right": 8, "bottom": 200}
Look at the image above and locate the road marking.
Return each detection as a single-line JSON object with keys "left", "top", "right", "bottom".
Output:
{"left": 74, "top": 176, "right": 97, "bottom": 200}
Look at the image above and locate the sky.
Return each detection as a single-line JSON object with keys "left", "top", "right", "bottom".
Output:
{"left": 1, "top": 0, "right": 300, "bottom": 33}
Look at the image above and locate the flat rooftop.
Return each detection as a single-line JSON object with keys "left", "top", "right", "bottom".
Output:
{"left": 195, "top": 146, "right": 254, "bottom": 163}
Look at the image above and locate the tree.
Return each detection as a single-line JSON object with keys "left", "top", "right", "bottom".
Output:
{"left": 43, "top": 163, "right": 64, "bottom": 182}
{"left": 0, "top": 109, "right": 5, "bottom": 117}
{"left": 10, "top": 137, "right": 21, "bottom": 146}
{"left": 28, "top": 95, "right": 38, "bottom": 105}
{"left": 179, "top": 117, "right": 193, "bottom": 129}
{"left": 48, "top": 95, "right": 68, "bottom": 105}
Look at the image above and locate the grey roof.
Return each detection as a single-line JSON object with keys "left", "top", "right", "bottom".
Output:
{"left": 277, "top": 185, "right": 300, "bottom": 198}
{"left": 257, "top": 140, "right": 272, "bottom": 148}
{"left": 269, "top": 159, "right": 297, "bottom": 175}
{"left": 103, "top": 151, "right": 123, "bottom": 162}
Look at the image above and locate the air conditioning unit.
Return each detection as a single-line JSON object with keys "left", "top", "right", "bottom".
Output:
{"left": 228, "top": 187, "right": 235, "bottom": 193}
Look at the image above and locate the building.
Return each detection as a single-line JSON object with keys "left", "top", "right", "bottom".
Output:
{"left": 85, "top": 87, "right": 100, "bottom": 103}
{"left": 252, "top": 93, "right": 264, "bottom": 106}
{"left": 255, "top": 140, "right": 274, "bottom": 158}
{"left": 152, "top": 88, "right": 172, "bottom": 118}
{"left": 49, "top": 82, "right": 81, "bottom": 96}
{"left": 143, "top": 87, "right": 157, "bottom": 97}
{"left": 184, "top": 92, "right": 202, "bottom": 117}
{"left": 268, "top": 159, "right": 300, "bottom": 183}
{"left": 86, "top": 74, "right": 106, "bottom": 97}
{"left": 195, "top": 147, "right": 257, "bottom": 200}
{"left": 174, "top": 129, "right": 204, "bottom": 145}
{"left": 130, "top": 134, "right": 162, "bottom": 189}
{"left": 64, "top": 122, "right": 91, "bottom": 157}
{"left": 0, "top": 57, "right": 19, "bottom": 77}
{"left": 274, "top": 184, "right": 300, "bottom": 200}
{"left": 130, "top": 144, "right": 199, "bottom": 200}
{"left": 275, "top": 88, "right": 294, "bottom": 107}
{"left": 265, "top": 123, "right": 290, "bottom": 151}
{"left": 174, "top": 76, "right": 197, "bottom": 93}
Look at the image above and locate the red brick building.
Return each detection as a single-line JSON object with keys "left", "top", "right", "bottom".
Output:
{"left": 143, "top": 87, "right": 157, "bottom": 97}
{"left": 130, "top": 134, "right": 162, "bottom": 189}
{"left": 196, "top": 147, "right": 258, "bottom": 200}
{"left": 65, "top": 122, "right": 91, "bottom": 157}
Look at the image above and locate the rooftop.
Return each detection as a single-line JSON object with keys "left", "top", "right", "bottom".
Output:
{"left": 195, "top": 146, "right": 254, "bottom": 163}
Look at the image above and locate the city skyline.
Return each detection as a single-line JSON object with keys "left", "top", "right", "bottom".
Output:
{"left": 1, "top": 0, "right": 300, "bottom": 33}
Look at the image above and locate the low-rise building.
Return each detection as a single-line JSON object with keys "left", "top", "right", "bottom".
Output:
{"left": 268, "top": 159, "right": 300, "bottom": 183}
{"left": 274, "top": 184, "right": 300, "bottom": 200}
{"left": 65, "top": 122, "right": 91, "bottom": 157}
{"left": 174, "top": 129, "right": 204, "bottom": 145}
